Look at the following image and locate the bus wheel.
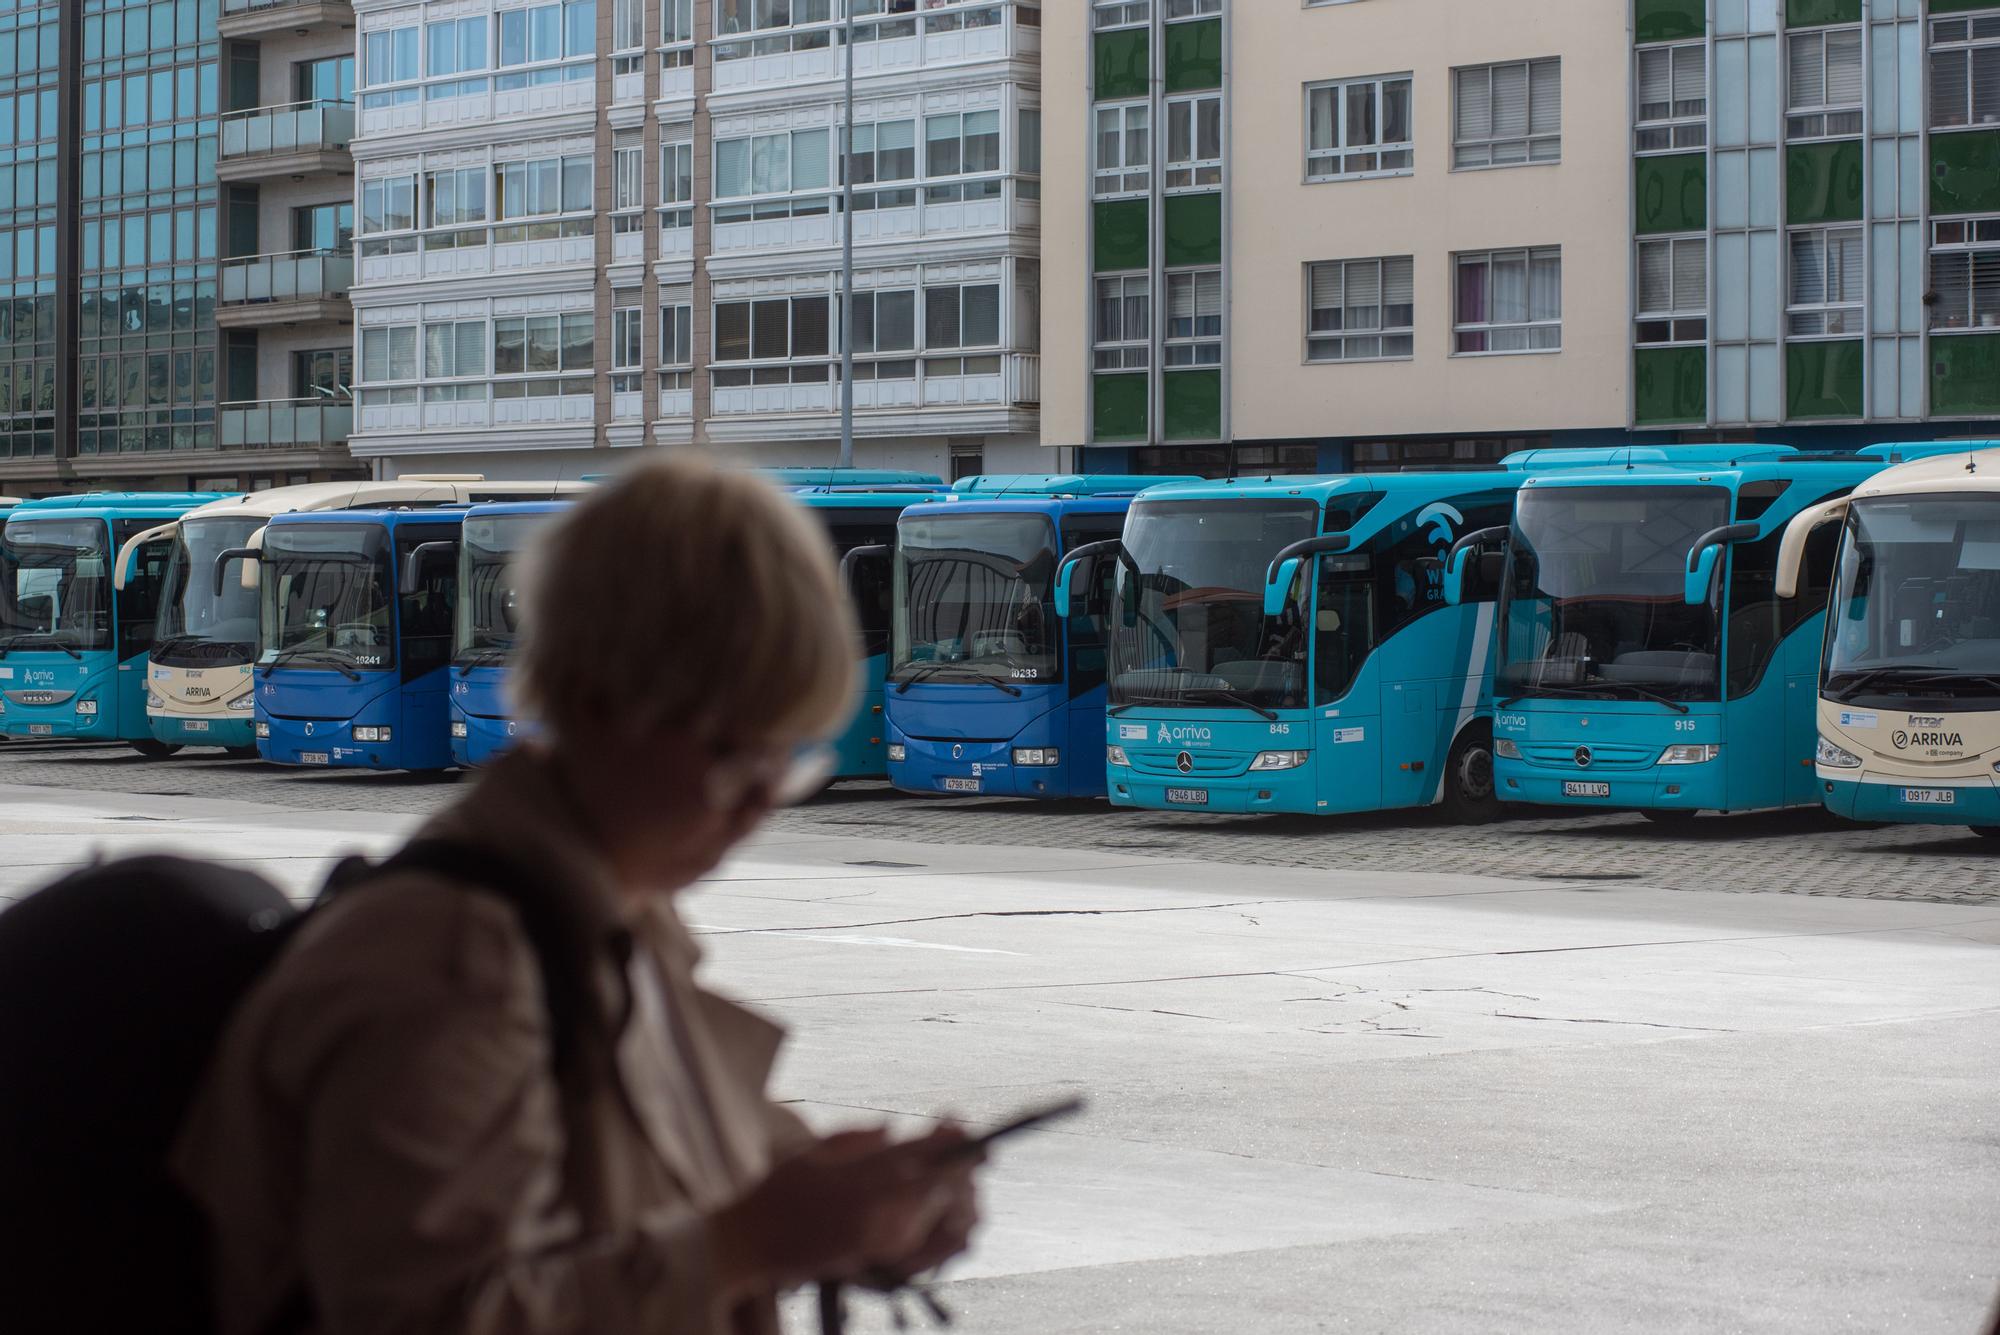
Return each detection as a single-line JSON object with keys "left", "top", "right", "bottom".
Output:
{"left": 1969, "top": 826, "right": 2000, "bottom": 840}
{"left": 128, "top": 740, "right": 182, "bottom": 760}
{"left": 1641, "top": 809, "right": 1699, "bottom": 826}
{"left": 1440, "top": 727, "right": 1501, "bottom": 825}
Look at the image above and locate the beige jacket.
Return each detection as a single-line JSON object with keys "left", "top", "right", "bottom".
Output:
{"left": 173, "top": 751, "right": 809, "bottom": 1335}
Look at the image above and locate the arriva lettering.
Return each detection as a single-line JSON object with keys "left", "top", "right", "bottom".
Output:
{"left": 1494, "top": 713, "right": 1527, "bottom": 731}
{"left": 1155, "top": 723, "right": 1213, "bottom": 746}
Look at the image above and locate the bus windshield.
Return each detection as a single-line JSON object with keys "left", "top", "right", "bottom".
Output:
{"left": 153, "top": 516, "right": 264, "bottom": 666}
{"left": 455, "top": 512, "right": 541, "bottom": 666}
{"left": 0, "top": 518, "right": 113, "bottom": 653}
{"left": 1499, "top": 485, "right": 1727, "bottom": 704}
{"left": 259, "top": 523, "right": 395, "bottom": 671}
{"left": 1111, "top": 499, "right": 1319, "bottom": 711}
{"left": 1824, "top": 493, "right": 2000, "bottom": 705}
{"left": 892, "top": 512, "right": 1060, "bottom": 684}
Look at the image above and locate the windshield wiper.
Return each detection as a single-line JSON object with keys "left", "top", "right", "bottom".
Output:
{"left": 1180, "top": 687, "right": 1280, "bottom": 721}
{"left": 1831, "top": 668, "right": 2000, "bottom": 698}
{"left": 1108, "top": 689, "right": 1280, "bottom": 721}
{"left": 260, "top": 647, "right": 362, "bottom": 681}
{"left": 456, "top": 647, "right": 510, "bottom": 675}
{"left": 1498, "top": 681, "right": 1690, "bottom": 715}
{"left": 0, "top": 633, "right": 81, "bottom": 660}
{"left": 893, "top": 664, "right": 1023, "bottom": 697}
{"left": 1107, "top": 694, "right": 1191, "bottom": 716}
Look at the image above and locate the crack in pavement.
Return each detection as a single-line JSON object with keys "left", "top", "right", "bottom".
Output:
{"left": 694, "top": 898, "right": 1297, "bottom": 937}
{"left": 1492, "top": 1012, "right": 1738, "bottom": 1033}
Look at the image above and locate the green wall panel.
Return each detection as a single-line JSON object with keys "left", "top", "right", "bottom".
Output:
{"left": 1164, "top": 192, "right": 1222, "bottom": 267}
{"left": 1635, "top": 153, "right": 1706, "bottom": 234}
{"left": 1634, "top": 0, "right": 1704, "bottom": 42}
{"left": 1164, "top": 18, "right": 1222, "bottom": 93}
{"left": 1786, "top": 340, "right": 1865, "bottom": 420}
{"left": 1932, "top": 334, "right": 2000, "bottom": 418}
{"left": 1163, "top": 370, "right": 1222, "bottom": 442}
{"left": 1093, "top": 199, "right": 1148, "bottom": 273}
{"left": 1932, "top": 130, "right": 2000, "bottom": 217}
{"left": 1093, "top": 373, "right": 1149, "bottom": 443}
{"left": 1786, "top": 0, "right": 1859, "bottom": 26}
{"left": 1634, "top": 346, "right": 1707, "bottom": 426}
{"left": 1786, "top": 140, "right": 1864, "bottom": 224}
{"left": 1094, "top": 28, "right": 1148, "bottom": 102}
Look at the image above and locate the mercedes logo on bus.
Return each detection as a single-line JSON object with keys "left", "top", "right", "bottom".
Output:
{"left": 1574, "top": 746, "right": 1593, "bottom": 769}
{"left": 1176, "top": 751, "right": 1194, "bottom": 774}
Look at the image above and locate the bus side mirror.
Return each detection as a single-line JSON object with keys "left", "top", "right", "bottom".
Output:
{"left": 1054, "top": 557, "right": 1080, "bottom": 620}
{"left": 1055, "top": 540, "right": 1127, "bottom": 619}
{"left": 1443, "top": 525, "right": 1510, "bottom": 606}
{"left": 1681, "top": 523, "right": 1756, "bottom": 605}
{"left": 212, "top": 548, "right": 260, "bottom": 598}
{"left": 837, "top": 543, "right": 890, "bottom": 607}
{"left": 1444, "top": 547, "right": 1470, "bottom": 607}
{"left": 1263, "top": 558, "right": 1301, "bottom": 618}
{"left": 400, "top": 541, "right": 456, "bottom": 597}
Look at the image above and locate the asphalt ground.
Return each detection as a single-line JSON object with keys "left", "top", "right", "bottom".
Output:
{"left": 3, "top": 739, "right": 1992, "bottom": 906}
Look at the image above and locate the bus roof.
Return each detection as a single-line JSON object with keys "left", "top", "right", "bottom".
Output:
{"left": 1846, "top": 447, "right": 2000, "bottom": 500}
{"left": 5, "top": 492, "right": 229, "bottom": 521}
{"left": 948, "top": 474, "right": 1197, "bottom": 498}
{"left": 762, "top": 468, "right": 943, "bottom": 488}
{"left": 464, "top": 499, "right": 575, "bottom": 518}
{"left": 267, "top": 506, "right": 470, "bottom": 528}
{"left": 792, "top": 487, "right": 948, "bottom": 511}
{"left": 900, "top": 493, "right": 1154, "bottom": 520}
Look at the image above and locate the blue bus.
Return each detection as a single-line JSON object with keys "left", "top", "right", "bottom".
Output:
{"left": 799, "top": 484, "right": 950, "bottom": 780}
{"left": 1479, "top": 443, "right": 1971, "bottom": 822}
{"left": 883, "top": 476, "right": 1194, "bottom": 799}
{"left": 764, "top": 468, "right": 941, "bottom": 489}
{"left": 1061, "top": 471, "right": 1533, "bottom": 821}
{"left": 449, "top": 500, "right": 572, "bottom": 767}
{"left": 246, "top": 506, "right": 467, "bottom": 771}
{"left": 0, "top": 492, "right": 227, "bottom": 755}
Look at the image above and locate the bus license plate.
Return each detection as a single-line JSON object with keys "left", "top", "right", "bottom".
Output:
{"left": 183, "top": 719, "right": 208, "bottom": 732}
{"left": 26, "top": 723, "right": 51, "bottom": 735}
{"left": 1563, "top": 781, "right": 1611, "bottom": 798}
{"left": 298, "top": 751, "right": 329, "bottom": 765}
{"left": 943, "top": 777, "right": 980, "bottom": 793}
{"left": 1165, "top": 787, "right": 1208, "bottom": 806}
{"left": 1901, "top": 787, "right": 1955, "bottom": 805}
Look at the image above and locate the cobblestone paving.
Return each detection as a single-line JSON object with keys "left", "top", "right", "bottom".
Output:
{"left": 4, "top": 741, "right": 1995, "bottom": 905}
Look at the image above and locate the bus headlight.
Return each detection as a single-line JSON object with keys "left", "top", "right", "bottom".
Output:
{"left": 353, "top": 726, "right": 392, "bottom": 743}
{"left": 146, "top": 691, "right": 164, "bottom": 709}
{"left": 1106, "top": 745, "right": 1129, "bottom": 766}
{"left": 255, "top": 721, "right": 270, "bottom": 739}
{"left": 886, "top": 743, "right": 906, "bottom": 762}
{"left": 1658, "top": 744, "right": 1719, "bottom": 765}
{"left": 451, "top": 721, "right": 468, "bottom": 738}
{"left": 74, "top": 699, "right": 98, "bottom": 716}
{"left": 1012, "top": 747, "right": 1059, "bottom": 767}
{"left": 1249, "top": 750, "right": 1310, "bottom": 771}
{"left": 227, "top": 694, "right": 254, "bottom": 711}
{"left": 1494, "top": 738, "right": 1522, "bottom": 759}
{"left": 1816, "top": 737, "right": 1862, "bottom": 769}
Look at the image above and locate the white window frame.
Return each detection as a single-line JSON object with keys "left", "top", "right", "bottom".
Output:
{"left": 658, "top": 140, "right": 693, "bottom": 228}
{"left": 660, "top": 303, "right": 693, "bottom": 367}
{"left": 1929, "top": 12, "right": 2000, "bottom": 131}
{"left": 1928, "top": 216, "right": 2000, "bottom": 331}
{"left": 1305, "top": 256, "right": 1415, "bottom": 364}
{"left": 712, "top": 295, "right": 833, "bottom": 364}
{"left": 1786, "top": 225, "right": 1864, "bottom": 337}
{"left": 612, "top": 145, "right": 644, "bottom": 215}
{"left": 1305, "top": 74, "right": 1413, "bottom": 182}
{"left": 359, "top": 324, "right": 418, "bottom": 385}
{"left": 1164, "top": 0, "right": 1219, "bottom": 17}
{"left": 1093, "top": 0, "right": 1148, "bottom": 30}
{"left": 359, "top": 175, "right": 417, "bottom": 236}
{"left": 1453, "top": 247, "right": 1563, "bottom": 355}
{"left": 1786, "top": 27, "right": 1864, "bottom": 141}
{"left": 1094, "top": 100, "right": 1151, "bottom": 198}
{"left": 1452, "top": 58, "right": 1562, "bottom": 170}
{"left": 1094, "top": 273, "right": 1150, "bottom": 370}
{"left": 1635, "top": 41, "right": 1707, "bottom": 154}
{"left": 1165, "top": 93, "right": 1222, "bottom": 190}
{"left": 1634, "top": 235, "right": 1707, "bottom": 346}
{"left": 1163, "top": 268, "right": 1222, "bottom": 367}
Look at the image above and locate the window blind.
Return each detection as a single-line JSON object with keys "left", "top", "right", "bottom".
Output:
{"left": 1788, "top": 32, "right": 1824, "bottom": 108}
{"left": 1824, "top": 29, "right": 1863, "bottom": 106}
{"left": 1671, "top": 237, "right": 1705, "bottom": 312}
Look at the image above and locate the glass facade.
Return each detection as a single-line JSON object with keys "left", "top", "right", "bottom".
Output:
{"left": 0, "top": 0, "right": 62, "bottom": 459}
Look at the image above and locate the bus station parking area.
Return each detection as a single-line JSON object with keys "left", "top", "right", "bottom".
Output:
{"left": 4, "top": 742, "right": 1998, "bottom": 1331}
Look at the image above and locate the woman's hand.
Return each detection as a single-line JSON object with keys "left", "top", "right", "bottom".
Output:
{"left": 707, "top": 1125, "right": 984, "bottom": 1297}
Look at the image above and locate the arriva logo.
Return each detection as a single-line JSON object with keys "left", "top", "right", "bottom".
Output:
{"left": 1414, "top": 501, "right": 1464, "bottom": 549}
{"left": 1155, "top": 723, "right": 1213, "bottom": 745}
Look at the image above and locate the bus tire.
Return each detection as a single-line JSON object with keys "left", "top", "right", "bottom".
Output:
{"left": 1439, "top": 726, "right": 1501, "bottom": 825}
{"left": 128, "top": 740, "right": 182, "bottom": 760}
{"left": 1969, "top": 826, "right": 2000, "bottom": 840}
{"left": 1640, "top": 808, "right": 1699, "bottom": 826}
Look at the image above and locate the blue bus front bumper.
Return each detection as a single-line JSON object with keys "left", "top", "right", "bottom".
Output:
{"left": 1493, "top": 703, "right": 1724, "bottom": 813}
{"left": 890, "top": 736, "right": 1078, "bottom": 799}
{"left": 1820, "top": 771, "right": 2000, "bottom": 826}
{"left": 451, "top": 709, "right": 525, "bottom": 768}
{"left": 0, "top": 705, "right": 123, "bottom": 741}
{"left": 152, "top": 713, "right": 255, "bottom": 749}
{"left": 1495, "top": 760, "right": 1722, "bottom": 812}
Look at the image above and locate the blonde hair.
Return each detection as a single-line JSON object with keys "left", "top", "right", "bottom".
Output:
{"left": 513, "top": 455, "right": 857, "bottom": 749}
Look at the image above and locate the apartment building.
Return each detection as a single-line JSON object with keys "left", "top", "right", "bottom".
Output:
{"left": 1043, "top": 0, "right": 2000, "bottom": 475}
{"left": 0, "top": 0, "right": 363, "bottom": 496}
{"left": 348, "top": 0, "right": 1044, "bottom": 482}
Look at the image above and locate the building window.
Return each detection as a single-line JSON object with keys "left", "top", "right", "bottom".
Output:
{"left": 425, "top": 17, "right": 489, "bottom": 79}
{"left": 949, "top": 442, "right": 984, "bottom": 482}
{"left": 1786, "top": 28, "right": 1863, "bottom": 140}
{"left": 1635, "top": 236, "right": 1706, "bottom": 345}
{"left": 847, "top": 120, "right": 919, "bottom": 210}
{"left": 1094, "top": 101, "right": 1150, "bottom": 197}
{"left": 360, "top": 325, "right": 418, "bottom": 385}
{"left": 925, "top": 283, "right": 1001, "bottom": 350}
{"left": 1164, "top": 269, "right": 1221, "bottom": 366}
{"left": 847, "top": 289, "right": 918, "bottom": 354}
{"left": 611, "top": 306, "right": 642, "bottom": 391}
{"left": 292, "top": 201, "right": 354, "bottom": 253}
{"left": 423, "top": 167, "right": 488, "bottom": 229}
{"left": 359, "top": 175, "right": 416, "bottom": 235}
{"left": 714, "top": 295, "right": 831, "bottom": 362}
{"left": 1929, "top": 217, "right": 2000, "bottom": 330}
{"left": 1930, "top": 13, "right": 2000, "bottom": 129}
{"left": 493, "top": 314, "right": 594, "bottom": 398}
{"left": 293, "top": 348, "right": 352, "bottom": 397}
{"left": 1787, "top": 226, "right": 1863, "bottom": 335}
{"left": 363, "top": 27, "right": 419, "bottom": 90}
{"left": 659, "top": 141, "right": 693, "bottom": 227}
{"left": 422, "top": 320, "right": 487, "bottom": 378}
{"left": 1093, "top": 0, "right": 1148, "bottom": 30}
{"left": 497, "top": 1, "right": 596, "bottom": 71}
{"left": 612, "top": 0, "right": 643, "bottom": 51}
{"left": 660, "top": 303, "right": 693, "bottom": 366}
{"left": 1453, "top": 247, "right": 1561, "bottom": 353}
{"left": 1635, "top": 42, "right": 1706, "bottom": 152}
{"left": 1306, "top": 256, "right": 1414, "bottom": 362}
{"left": 1094, "top": 275, "right": 1149, "bottom": 369}
{"left": 495, "top": 156, "right": 592, "bottom": 221}
{"left": 611, "top": 146, "right": 643, "bottom": 232}
{"left": 923, "top": 111, "right": 1001, "bottom": 202}
{"left": 714, "top": 129, "right": 832, "bottom": 222}
{"left": 1452, "top": 59, "right": 1561, "bottom": 168}
{"left": 1164, "top": 93, "right": 1221, "bottom": 189}
{"left": 1165, "top": 0, "right": 1218, "bottom": 14}
{"left": 1305, "top": 75, "right": 1413, "bottom": 180}
{"left": 295, "top": 54, "right": 356, "bottom": 103}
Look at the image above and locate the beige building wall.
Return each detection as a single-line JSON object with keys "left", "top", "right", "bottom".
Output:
{"left": 1042, "top": 0, "right": 1633, "bottom": 449}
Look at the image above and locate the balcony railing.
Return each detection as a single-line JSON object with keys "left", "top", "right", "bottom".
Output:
{"left": 219, "top": 397, "right": 354, "bottom": 449}
{"left": 219, "top": 249, "right": 353, "bottom": 307}
{"left": 219, "top": 100, "right": 354, "bottom": 161}
{"left": 222, "top": 0, "right": 346, "bottom": 13}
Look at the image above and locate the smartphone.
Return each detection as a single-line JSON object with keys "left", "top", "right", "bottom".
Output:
{"left": 936, "top": 1095, "right": 1085, "bottom": 1161}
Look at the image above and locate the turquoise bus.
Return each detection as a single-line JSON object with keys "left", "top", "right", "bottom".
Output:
{"left": 0, "top": 492, "right": 227, "bottom": 754}
{"left": 1060, "top": 471, "right": 1532, "bottom": 821}
{"left": 1478, "top": 443, "right": 1969, "bottom": 821}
